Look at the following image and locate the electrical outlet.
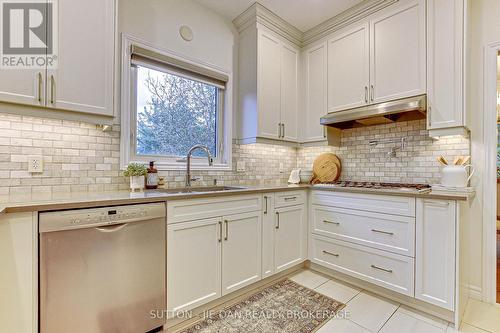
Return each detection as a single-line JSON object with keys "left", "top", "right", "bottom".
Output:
{"left": 28, "top": 155, "right": 43, "bottom": 173}
{"left": 236, "top": 161, "right": 246, "bottom": 172}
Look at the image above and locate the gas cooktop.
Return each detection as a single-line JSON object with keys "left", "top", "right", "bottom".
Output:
{"left": 313, "top": 181, "right": 432, "bottom": 193}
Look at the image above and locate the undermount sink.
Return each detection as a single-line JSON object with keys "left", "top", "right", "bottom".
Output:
{"left": 151, "top": 186, "right": 247, "bottom": 194}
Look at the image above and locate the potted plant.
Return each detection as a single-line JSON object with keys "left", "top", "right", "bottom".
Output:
{"left": 123, "top": 163, "right": 147, "bottom": 191}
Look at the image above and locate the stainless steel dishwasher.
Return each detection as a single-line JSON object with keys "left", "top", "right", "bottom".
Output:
{"left": 39, "top": 203, "right": 166, "bottom": 333}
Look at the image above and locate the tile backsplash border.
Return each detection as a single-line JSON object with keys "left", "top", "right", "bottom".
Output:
{"left": 0, "top": 112, "right": 470, "bottom": 195}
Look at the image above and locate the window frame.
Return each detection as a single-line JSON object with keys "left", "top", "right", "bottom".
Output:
{"left": 120, "top": 34, "right": 232, "bottom": 171}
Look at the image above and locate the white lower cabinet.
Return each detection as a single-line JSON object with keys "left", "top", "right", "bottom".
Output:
{"left": 262, "top": 193, "right": 307, "bottom": 277}
{"left": 274, "top": 205, "right": 307, "bottom": 272}
{"left": 261, "top": 195, "right": 276, "bottom": 278}
{"left": 221, "top": 212, "right": 262, "bottom": 295}
{"left": 166, "top": 196, "right": 263, "bottom": 314}
{"left": 309, "top": 190, "right": 459, "bottom": 312}
{"left": 167, "top": 218, "right": 222, "bottom": 313}
{"left": 415, "top": 199, "right": 456, "bottom": 311}
{"left": 0, "top": 212, "right": 37, "bottom": 333}
{"left": 310, "top": 235, "right": 414, "bottom": 296}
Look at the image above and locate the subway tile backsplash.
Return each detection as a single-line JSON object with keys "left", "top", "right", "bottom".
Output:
{"left": 298, "top": 119, "right": 470, "bottom": 184}
{"left": 0, "top": 112, "right": 469, "bottom": 195}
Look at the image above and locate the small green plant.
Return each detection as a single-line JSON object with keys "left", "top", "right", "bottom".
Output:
{"left": 123, "top": 163, "right": 147, "bottom": 177}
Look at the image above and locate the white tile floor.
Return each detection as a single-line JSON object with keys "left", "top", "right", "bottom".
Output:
{"left": 289, "top": 270, "right": 500, "bottom": 333}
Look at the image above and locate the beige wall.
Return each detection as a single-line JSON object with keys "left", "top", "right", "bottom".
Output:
{"left": 465, "top": 0, "right": 500, "bottom": 297}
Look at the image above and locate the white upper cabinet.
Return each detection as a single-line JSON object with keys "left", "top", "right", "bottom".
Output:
{"left": 327, "top": 23, "right": 370, "bottom": 113}
{"left": 48, "top": 0, "right": 114, "bottom": 116}
{"left": 258, "top": 31, "right": 282, "bottom": 139}
{"left": 317, "top": 0, "right": 425, "bottom": 119}
{"left": 237, "top": 25, "right": 300, "bottom": 144}
{"left": 303, "top": 42, "right": 327, "bottom": 142}
{"left": 280, "top": 44, "right": 299, "bottom": 142}
{"left": 369, "top": 0, "right": 426, "bottom": 103}
{"left": 0, "top": 70, "right": 45, "bottom": 108}
{"left": 426, "top": 0, "right": 467, "bottom": 136}
{"left": 0, "top": 0, "right": 114, "bottom": 118}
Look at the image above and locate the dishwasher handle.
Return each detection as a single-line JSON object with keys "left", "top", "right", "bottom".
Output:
{"left": 95, "top": 223, "right": 127, "bottom": 233}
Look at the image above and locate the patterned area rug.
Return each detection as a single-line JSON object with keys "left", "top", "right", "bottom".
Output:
{"left": 179, "top": 279, "right": 345, "bottom": 333}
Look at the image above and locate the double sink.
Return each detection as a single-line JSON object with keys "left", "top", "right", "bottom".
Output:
{"left": 150, "top": 186, "right": 247, "bottom": 194}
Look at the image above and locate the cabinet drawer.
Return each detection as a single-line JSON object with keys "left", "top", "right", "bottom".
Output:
{"left": 311, "top": 190, "right": 416, "bottom": 217}
{"left": 274, "top": 190, "right": 306, "bottom": 208}
{"left": 311, "top": 205, "right": 415, "bottom": 257}
{"left": 310, "top": 235, "right": 414, "bottom": 296}
{"left": 167, "top": 195, "right": 261, "bottom": 224}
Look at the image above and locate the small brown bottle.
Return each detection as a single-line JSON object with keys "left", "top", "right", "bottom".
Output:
{"left": 146, "top": 161, "right": 158, "bottom": 189}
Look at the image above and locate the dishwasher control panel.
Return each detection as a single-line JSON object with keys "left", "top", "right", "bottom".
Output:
{"left": 39, "top": 202, "right": 166, "bottom": 233}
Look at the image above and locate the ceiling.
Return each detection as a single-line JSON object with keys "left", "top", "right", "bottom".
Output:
{"left": 194, "top": 0, "right": 364, "bottom": 32}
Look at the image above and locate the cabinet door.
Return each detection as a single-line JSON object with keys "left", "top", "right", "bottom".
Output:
{"left": 262, "top": 194, "right": 275, "bottom": 278}
{"left": 280, "top": 43, "right": 298, "bottom": 142}
{"left": 327, "top": 23, "right": 369, "bottom": 112}
{"left": 304, "top": 42, "right": 327, "bottom": 142}
{"left": 0, "top": 70, "right": 45, "bottom": 107}
{"left": 47, "top": 0, "right": 114, "bottom": 116}
{"left": 258, "top": 31, "right": 281, "bottom": 139}
{"left": 221, "top": 211, "right": 261, "bottom": 295}
{"left": 370, "top": 0, "right": 425, "bottom": 103}
{"left": 274, "top": 204, "right": 306, "bottom": 272}
{"left": 0, "top": 212, "right": 37, "bottom": 333}
{"left": 427, "top": 0, "right": 464, "bottom": 129}
{"left": 167, "top": 218, "right": 222, "bottom": 313}
{"left": 416, "top": 199, "right": 456, "bottom": 310}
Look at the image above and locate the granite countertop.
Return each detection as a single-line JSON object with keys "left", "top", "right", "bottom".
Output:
{"left": 0, "top": 183, "right": 473, "bottom": 214}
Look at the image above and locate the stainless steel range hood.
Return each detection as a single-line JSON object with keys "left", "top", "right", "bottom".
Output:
{"left": 320, "top": 95, "right": 427, "bottom": 129}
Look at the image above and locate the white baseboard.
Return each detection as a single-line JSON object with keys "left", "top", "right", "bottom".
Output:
{"left": 466, "top": 284, "right": 483, "bottom": 301}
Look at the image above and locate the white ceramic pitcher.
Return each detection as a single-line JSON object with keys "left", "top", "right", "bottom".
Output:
{"left": 440, "top": 165, "right": 475, "bottom": 187}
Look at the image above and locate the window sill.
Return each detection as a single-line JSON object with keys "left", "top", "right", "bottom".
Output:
{"left": 124, "top": 161, "right": 232, "bottom": 172}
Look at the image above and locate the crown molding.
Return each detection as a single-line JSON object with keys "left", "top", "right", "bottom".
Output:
{"left": 232, "top": 0, "right": 400, "bottom": 48}
{"left": 233, "top": 2, "right": 303, "bottom": 47}
{"left": 302, "top": 0, "right": 399, "bottom": 46}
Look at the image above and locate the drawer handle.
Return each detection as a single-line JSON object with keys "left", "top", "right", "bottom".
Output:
{"left": 371, "top": 264, "right": 393, "bottom": 273}
{"left": 322, "top": 250, "right": 339, "bottom": 257}
{"left": 218, "top": 220, "right": 222, "bottom": 243}
{"left": 224, "top": 219, "right": 229, "bottom": 241}
{"left": 284, "top": 196, "right": 297, "bottom": 201}
{"left": 323, "top": 219, "right": 340, "bottom": 226}
{"left": 263, "top": 196, "right": 268, "bottom": 214}
{"left": 423, "top": 200, "right": 450, "bottom": 207}
{"left": 275, "top": 212, "right": 280, "bottom": 229}
{"left": 371, "top": 229, "right": 394, "bottom": 236}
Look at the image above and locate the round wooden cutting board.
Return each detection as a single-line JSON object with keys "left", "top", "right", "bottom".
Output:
{"left": 311, "top": 153, "right": 342, "bottom": 183}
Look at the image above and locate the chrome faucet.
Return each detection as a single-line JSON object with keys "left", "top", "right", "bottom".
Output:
{"left": 185, "top": 145, "right": 214, "bottom": 188}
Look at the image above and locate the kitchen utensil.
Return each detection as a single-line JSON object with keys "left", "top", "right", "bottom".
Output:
{"left": 453, "top": 156, "right": 461, "bottom": 165}
{"left": 299, "top": 170, "right": 313, "bottom": 183}
{"left": 311, "top": 153, "right": 341, "bottom": 183}
{"left": 460, "top": 156, "right": 471, "bottom": 165}
{"left": 441, "top": 164, "right": 475, "bottom": 187}
{"left": 437, "top": 156, "right": 448, "bottom": 166}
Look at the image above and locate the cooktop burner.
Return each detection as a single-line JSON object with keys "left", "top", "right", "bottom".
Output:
{"left": 313, "top": 181, "right": 432, "bottom": 193}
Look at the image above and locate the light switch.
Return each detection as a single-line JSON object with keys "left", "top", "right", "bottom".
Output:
{"left": 28, "top": 155, "right": 43, "bottom": 173}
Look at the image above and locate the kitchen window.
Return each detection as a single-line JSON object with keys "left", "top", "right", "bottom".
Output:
{"left": 122, "top": 40, "right": 231, "bottom": 170}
